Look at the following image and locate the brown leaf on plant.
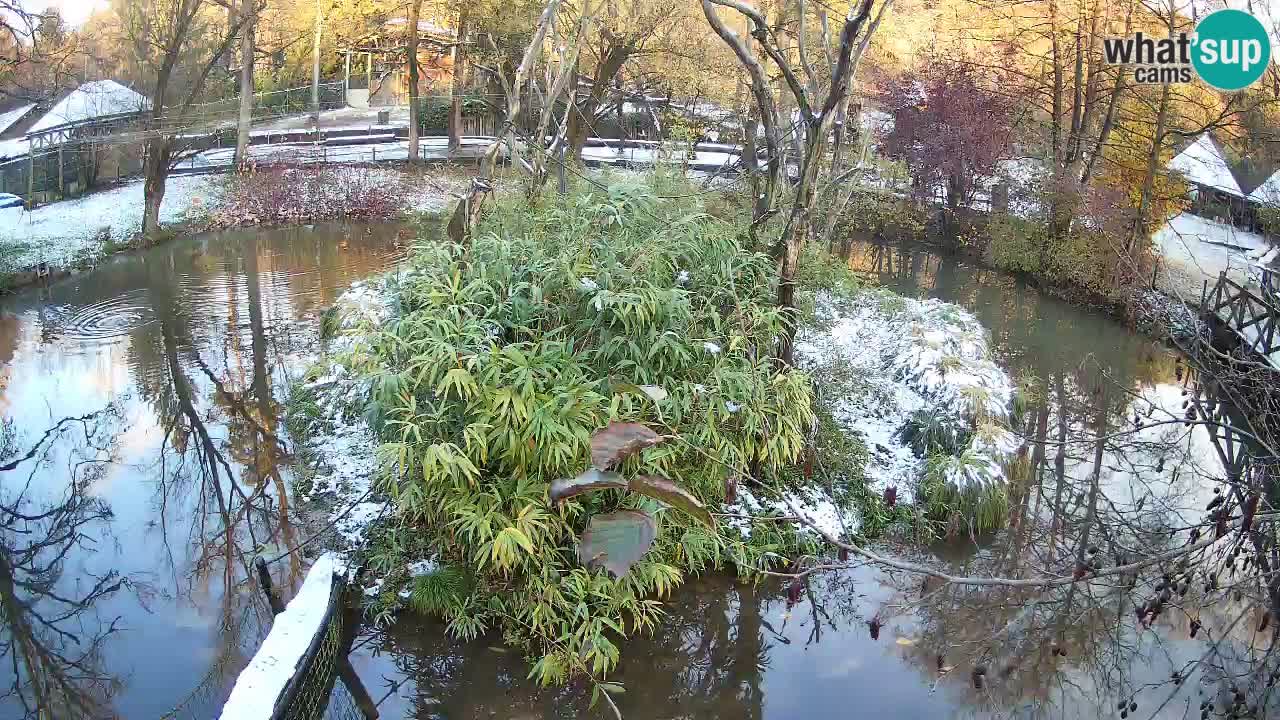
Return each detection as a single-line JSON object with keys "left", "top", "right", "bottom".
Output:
{"left": 590, "top": 422, "right": 663, "bottom": 470}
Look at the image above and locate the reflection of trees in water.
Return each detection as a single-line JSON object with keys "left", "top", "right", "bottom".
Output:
{"left": 0, "top": 222, "right": 410, "bottom": 718}
{"left": 136, "top": 242, "right": 305, "bottom": 715}
{"left": 0, "top": 408, "right": 126, "bottom": 719}
{"left": 372, "top": 577, "right": 770, "bottom": 720}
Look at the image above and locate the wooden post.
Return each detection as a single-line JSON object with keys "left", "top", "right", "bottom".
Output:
{"left": 366, "top": 53, "right": 372, "bottom": 98}
{"left": 25, "top": 150, "right": 34, "bottom": 208}
{"left": 57, "top": 145, "right": 64, "bottom": 198}
{"left": 344, "top": 50, "right": 351, "bottom": 97}
{"left": 254, "top": 557, "right": 286, "bottom": 614}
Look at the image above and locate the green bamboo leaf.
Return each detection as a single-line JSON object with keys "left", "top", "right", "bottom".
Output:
{"left": 590, "top": 422, "right": 663, "bottom": 469}
{"left": 549, "top": 468, "right": 627, "bottom": 504}
{"left": 629, "top": 475, "right": 715, "bottom": 529}
{"left": 612, "top": 381, "right": 668, "bottom": 403}
{"left": 578, "top": 510, "right": 657, "bottom": 578}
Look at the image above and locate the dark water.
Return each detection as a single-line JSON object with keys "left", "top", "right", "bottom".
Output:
{"left": 1, "top": 232, "right": 1244, "bottom": 720}
{"left": 0, "top": 222, "right": 409, "bottom": 719}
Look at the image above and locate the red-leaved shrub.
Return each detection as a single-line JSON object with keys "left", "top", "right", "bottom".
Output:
{"left": 208, "top": 164, "right": 412, "bottom": 228}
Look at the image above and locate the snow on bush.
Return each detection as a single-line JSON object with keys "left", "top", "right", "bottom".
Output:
{"left": 796, "top": 289, "right": 1017, "bottom": 501}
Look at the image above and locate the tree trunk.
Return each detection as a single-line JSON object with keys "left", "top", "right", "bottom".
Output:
{"left": 234, "top": 0, "right": 255, "bottom": 170}
{"left": 566, "top": 41, "right": 630, "bottom": 163}
{"left": 776, "top": 124, "right": 827, "bottom": 366}
{"left": 310, "top": 0, "right": 323, "bottom": 126}
{"left": 142, "top": 137, "right": 172, "bottom": 237}
{"left": 448, "top": 7, "right": 469, "bottom": 154}
{"left": 1127, "top": 81, "right": 1171, "bottom": 264}
{"left": 407, "top": 0, "right": 422, "bottom": 162}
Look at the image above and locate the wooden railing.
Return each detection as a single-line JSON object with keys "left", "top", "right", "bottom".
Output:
{"left": 1205, "top": 272, "right": 1280, "bottom": 362}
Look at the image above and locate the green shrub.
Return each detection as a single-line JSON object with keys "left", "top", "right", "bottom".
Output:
{"left": 987, "top": 213, "right": 1046, "bottom": 274}
{"left": 342, "top": 177, "right": 818, "bottom": 682}
{"left": 830, "top": 187, "right": 926, "bottom": 248}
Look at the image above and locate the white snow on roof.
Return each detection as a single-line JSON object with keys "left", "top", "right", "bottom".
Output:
{"left": 0, "top": 137, "right": 27, "bottom": 161}
{"left": 0, "top": 104, "right": 34, "bottom": 135}
{"left": 27, "top": 80, "right": 149, "bottom": 134}
{"left": 1248, "top": 168, "right": 1280, "bottom": 205}
{"left": 218, "top": 553, "right": 342, "bottom": 720}
{"left": 1168, "top": 134, "right": 1243, "bottom": 197}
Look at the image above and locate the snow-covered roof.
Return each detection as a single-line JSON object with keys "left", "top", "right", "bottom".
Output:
{"left": 27, "top": 80, "right": 149, "bottom": 134}
{"left": 1168, "top": 134, "right": 1243, "bottom": 197}
{"left": 1248, "top": 168, "right": 1280, "bottom": 206}
{"left": 0, "top": 137, "right": 28, "bottom": 162}
{"left": 0, "top": 104, "right": 35, "bottom": 135}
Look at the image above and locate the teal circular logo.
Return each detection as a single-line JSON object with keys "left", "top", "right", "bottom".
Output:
{"left": 1192, "top": 9, "right": 1271, "bottom": 91}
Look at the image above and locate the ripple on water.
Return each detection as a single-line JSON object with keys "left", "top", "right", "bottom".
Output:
{"left": 51, "top": 288, "right": 157, "bottom": 344}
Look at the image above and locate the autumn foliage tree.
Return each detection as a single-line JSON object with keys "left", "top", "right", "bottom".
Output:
{"left": 880, "top": 54, "right": 1015, "bottom": 217}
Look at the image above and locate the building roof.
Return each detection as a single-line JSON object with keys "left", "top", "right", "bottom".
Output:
{"left": 1168, "top": 134, "right": 1244, "bottom": 197}
{"left": 26, "top": 80, "right": 149, "bottom": 134}
{"left": 0, "top": 104, "right": 36, "bottom": 137}
{"left": 1248, "top": 167, "right": 1280, "bottom": 205}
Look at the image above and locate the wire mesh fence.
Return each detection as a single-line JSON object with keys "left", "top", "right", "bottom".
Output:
{"left": 0, "top": 141, "right": 143, "bottom": 203}
{"left": 176, "top": 81, "right": 347, "bottom": 129}
{"left": 269, "top": 575, "right": 347, "bottom": 720}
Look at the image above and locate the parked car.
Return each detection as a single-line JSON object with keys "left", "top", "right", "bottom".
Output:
{"left": 0, "top": 193, "right": 22, "bottom": 209}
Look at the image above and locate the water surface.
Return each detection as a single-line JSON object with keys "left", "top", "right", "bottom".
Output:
{"left": 0, "top": 222, "right": 408, "bottom": 719}
{"left": 1, "top": 232, "right": 1251, "bottom": 720}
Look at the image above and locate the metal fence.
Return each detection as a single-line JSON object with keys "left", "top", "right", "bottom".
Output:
{"left": 271, "top": 573, "right": 347, "bottom": 720}
{"left": 180, "top": 81, "right": 346, "bottom": 128}
{"left": 0, "top": 141, "right": 143, "bottom": 204}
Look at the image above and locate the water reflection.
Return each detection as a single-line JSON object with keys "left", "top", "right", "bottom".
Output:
{"left": 0, "top": 222, "right": 407, "bottom": 719}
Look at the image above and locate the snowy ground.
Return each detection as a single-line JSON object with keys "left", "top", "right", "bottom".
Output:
{"left": 291, "top": 279, "right": 402, "bottom": 550}
{"left": 0, "top": 165, "right": 462, "bottom": 278}
{"left": 0, "top": 174, "right": 221, "bottom": 271}
{"left": 1153, "top": 212, "right": 1269, "bottom": 302}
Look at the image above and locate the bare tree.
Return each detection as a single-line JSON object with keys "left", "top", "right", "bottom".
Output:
{"left": 702, "top": 0, "right": 883, "bottom": 365}
{"left": 447, "top": 5, "right": 469, "bottom": 154}
{"left": 116, "top": 0, "right": 248, "bottom": 236}
{"left": 310, "top": 0, "right": 325, "bottom": 126}
{"left": 408, "top": 0, "right": 423, "bottom": 162}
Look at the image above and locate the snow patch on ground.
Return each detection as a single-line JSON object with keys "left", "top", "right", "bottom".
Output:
{"left": 1153, "top": 212, "right": 1271, "bottom": 304}
{"left": 218, "top": 552, "right": 341, "bottom": 720}
{"left": 293, "top": 280, "right": 400, "bottom": 549}
{"left": 0, "top": 174, "right": 221, "bottom": 270}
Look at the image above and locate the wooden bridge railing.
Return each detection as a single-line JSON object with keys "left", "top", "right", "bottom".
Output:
{"left": 1205, "top": 272, "right": 1280, "bottom": 363}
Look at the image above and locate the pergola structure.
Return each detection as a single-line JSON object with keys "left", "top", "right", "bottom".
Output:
{"left": 338, "top": 17, "right": 457, "bottom": 107}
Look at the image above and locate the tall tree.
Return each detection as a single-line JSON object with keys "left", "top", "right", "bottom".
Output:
{"left": 115, "top": 0, "right": 247, "bottom": 236}
{"left": 408, "top": 0, "right": 423, "bottom": 161}
{"left": 309, "top": 0, "right": 324, "bottom": 125}
{"left": 703, "top": 0, "right": 886, "bottom": 365}
{"left": 234, "top": 0, "right": 258, "bottom": 170}
{"left": 447, "top": 5, "right": 469, "bottom": 153}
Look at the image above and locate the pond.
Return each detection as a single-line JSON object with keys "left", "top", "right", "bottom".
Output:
{"left": 0, "top": 232, "right": 1245, "bottom": 720}
{"left": 0, "top": 222, "right": 409, "bottom": 720}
